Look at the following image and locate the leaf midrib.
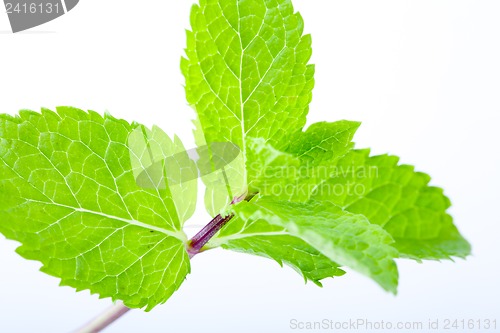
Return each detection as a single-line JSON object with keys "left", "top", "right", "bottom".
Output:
{"left": 25, "top": 198, "right": 186, "bottom": 241}
{"left": 236, "top": 0, "right": 248, "bottom": 188}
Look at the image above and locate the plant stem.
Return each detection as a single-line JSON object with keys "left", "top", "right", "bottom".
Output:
{"left": 73, "top": 302, "right": 130, "bottom": 333}
{"left": 187, "top": 213, "right": 234, "bottom": 258}
{"left": 185, "top": 191, "right": 254, "bottom": 257}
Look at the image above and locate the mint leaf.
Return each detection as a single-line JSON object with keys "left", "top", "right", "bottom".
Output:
{"left": 183, "top": 0, "right": 313, "bottom": 148}
{"left": 285, "top": 120, "right": 361, "bottom": 166}
{"left": 310, "top": 149, "right": 471, "bottom": 260}
{"left": 183, "top": 0, "right": 314, "bottom": 212}
{"left": 128, "top": 125, "right": 198, "bottom": 223}
{"left": 0, "top": 108, "right": 192, "bottom": 310}
{"left": 226, "top": 196, "right": 399, "bottom": 293}
{"left": 232, "top": 121, "right": 470, "bottom": 262}
{"left": 250, "top": 120, "right": 361, "bottom": 201}
{"left": 246, "top": 137, "right": 300, "bottom": 193}
{"left": 208, "top": 214, "right": 346, "bottom": 286}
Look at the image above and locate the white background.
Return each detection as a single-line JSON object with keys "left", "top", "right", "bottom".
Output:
{"left": 1, "top": 1, "right": 499, "bottom": 332}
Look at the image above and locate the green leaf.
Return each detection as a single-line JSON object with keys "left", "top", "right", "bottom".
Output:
{"left": 128, "top": 125, "right": 198, "bottom": 223}
{"left": 0, "top": 108, "right": 193, "bottom": 310}
{"left": 225, "top": 196, "right": 399, "bottom": 293}
{"left": 285, "top": 120, "right": 361, "bottom": 166}
{"left": 208, "top": 215, "right": 346, "bottom": 286}
{"left": 246, "top": 137, "right": 300, "bottom": 194}
{"left": 310, "top": 149, "right": 471, "bottom": 260}
{"left": 183, "top": 0, "right": 314, "bottom": 212}
{"left": 246, "top": 120, "right": 361, "bottom": 201}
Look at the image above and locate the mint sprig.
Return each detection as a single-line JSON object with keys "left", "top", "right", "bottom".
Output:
{"left": 0, "top": 0, "right": 470, "bottom": 331}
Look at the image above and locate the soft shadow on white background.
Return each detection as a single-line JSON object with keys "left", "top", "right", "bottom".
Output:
{"left": 0, "top": 1, "right": 499, "bottom": 332}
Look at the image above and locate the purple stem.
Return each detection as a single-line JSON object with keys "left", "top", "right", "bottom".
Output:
{"left": 187, "top": 192, "right": 249, "bottom": 258}
{"left": 187, "top": 213, "right": 233, "bottom": 258}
